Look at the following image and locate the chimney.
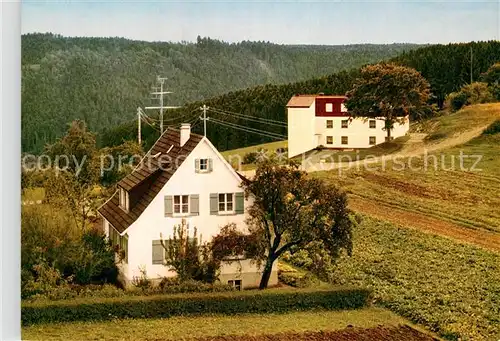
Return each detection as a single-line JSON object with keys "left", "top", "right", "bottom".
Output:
{"left": 180, "top": 123, "right": 191, "bottom": 147}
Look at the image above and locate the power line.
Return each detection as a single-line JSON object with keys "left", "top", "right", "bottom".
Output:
{"left": 209, "top": 107, "right": 287, "bottom": 127}
{"left": 208, "top": 117, "right": 286, "bottom": 140}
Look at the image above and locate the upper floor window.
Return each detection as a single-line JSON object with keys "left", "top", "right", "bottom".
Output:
{"left": 119, "top": 187, "right": 129, "bottom": 211}
{"left": 325, "top": 103, "right": 333, "bottom": 112}
{"left": 218, "top": 193, "right": 234, "bottom": 212}
{"left": 369, "top": 120, "right": 376, "bottom": 129}
{"left": 341, "top": 120, "right": 349, "bottom": 128}
{"left": 195, "top": 158, "right": 213, "bottom": 173}
{"left": 210, "top": 192, "right": 244, "bottom": 215}
{"left": 326, "top": 120, "right": 333, "bottom": 129}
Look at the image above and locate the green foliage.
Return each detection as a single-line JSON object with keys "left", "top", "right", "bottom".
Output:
{"left": 482, "top": 119, "right": 500, "bottom": 135}
{"left": 242, "top": 151, "right": 259, "bottom": 165}
{"left": 21, "top": 288, "right": 372, "bottom": 325}
{"left": 244, "top": 160, "right": 353, "bottom": 289}
{"left": 210, "top": 223, "right": 264, "bottom": 265}
{"left": 392, "top": 41, "right": 500, "bottom": 108}
{"left": 345, "top": 63, "right": 431, "bottom": 139}
{"left": 99, "top": 140, "right": 144, "bottom": 185}
{"left": 445, "top": 91, "right": 469, "bottom": 112}
{"left": 21, "top": 205, "right": 118, "bottom": 299}
{"left": 278, "top": 271, "right": 316, "bottom": 288}
{"left": 161, "top": 219, "right": 218, "bottom": 283}
{"left": 22, "top": 33, "right": 417, "bottom": 153}
{"left": 445, "top": 82, "right": 495, "bottom": 112}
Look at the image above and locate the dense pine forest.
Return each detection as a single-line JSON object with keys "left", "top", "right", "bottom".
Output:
{"left": 101, "top": 41, "right": 500, "bottom": 152}
{"left": 22, "top": 33, "right": 420, "bottom": 153}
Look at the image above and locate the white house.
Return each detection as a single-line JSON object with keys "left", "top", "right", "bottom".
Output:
{"left": 287, "top": 94, "right": 410, "bottom": 158}
{"left": 98, "top": 123, "right": 277, "bottom": 289}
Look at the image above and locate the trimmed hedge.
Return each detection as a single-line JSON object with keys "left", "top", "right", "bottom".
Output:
{"left": 22, "top": 288, "right": 372, "bottom": 326}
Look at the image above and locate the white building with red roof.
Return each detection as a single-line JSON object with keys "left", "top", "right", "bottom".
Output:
{"left": 287, "top": 94, "right": 409, "bottom": 158}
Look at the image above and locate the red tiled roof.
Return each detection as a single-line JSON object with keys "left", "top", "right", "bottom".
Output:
{"left": 286, "top": 94, "right": 347, "bottom": 108}
{"left": 98, "top": 129, "right": 203, "bottom": 233}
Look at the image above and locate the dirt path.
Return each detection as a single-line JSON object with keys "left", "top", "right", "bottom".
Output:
{"left": 349, "top": 197, "right": 500, "bottom": 253}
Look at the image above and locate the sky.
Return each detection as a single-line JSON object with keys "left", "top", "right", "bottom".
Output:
{"left": 22, "top": 0, "right": 500, "bottom": 45}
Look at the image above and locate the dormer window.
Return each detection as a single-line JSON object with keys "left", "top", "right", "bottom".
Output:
{"left": 119, "top": 187, "right": 129, "bottom": 212}
{"left": 325, "top": 103, "right": 333, "bottom": 112}
{"left": 195, "top": 158, "right": 213, "bottom": 173}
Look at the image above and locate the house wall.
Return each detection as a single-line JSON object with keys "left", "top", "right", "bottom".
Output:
{"left": 315, "top": 116, "right": 409, "bottom": 148}
{"left": 287, "top": 105, "right": 316, "bottom": 158}
{"left": 119, "top": 138, "right": 277, "bottom": 288}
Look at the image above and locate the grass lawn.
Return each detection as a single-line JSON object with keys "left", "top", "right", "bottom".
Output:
{"left": 22, "top": 307, "right": 412, "bottom": 341}
{"left": 420, "top": 103, "right": 500, "bottom": 141}
{"left": 326, "top": 216, "right": 500, "bottom": 341}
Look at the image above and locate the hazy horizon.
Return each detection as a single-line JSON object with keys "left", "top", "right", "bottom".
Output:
{"left": 22, "top": 1, "right": 499, "bottom": 45}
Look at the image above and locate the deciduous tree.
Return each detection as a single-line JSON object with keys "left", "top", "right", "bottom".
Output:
{"left": 345, "top": 63, "right": 431, "bottom": 141}
{"left": 242, "top": 160, "right": 354, "bottom": 289}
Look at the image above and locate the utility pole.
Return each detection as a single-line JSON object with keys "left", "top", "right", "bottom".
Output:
{"left": 137, "top": 107, "right": 142, "bottom": 145}
{"left": 199, "top": 104, "right": 209, "bottom": 136}
{"left": 145, "top": 76, "right": 180, "bottom": 134}
{"left": 470, "top": 46, "right": 473, "bottom": 84}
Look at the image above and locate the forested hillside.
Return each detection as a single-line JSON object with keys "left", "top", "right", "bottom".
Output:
{"left": 22, "top": 33, "right": 419, "bottom": 153}
{"left": 102, "top": 41, "right": 500, "bottom": 153}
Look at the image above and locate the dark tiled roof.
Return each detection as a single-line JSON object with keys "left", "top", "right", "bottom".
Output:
{"left": 98, "top": 129, "right": 203, "bottom": 233}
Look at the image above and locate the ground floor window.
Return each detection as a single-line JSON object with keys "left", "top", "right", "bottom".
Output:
{"left": 341, "top": 136, "right": 348, "bottom": 145}
{"left": 369, "top": 136, "right": 376, "bottom": 145}
{"left": 326, "top": 136, "right": 333, "bottom": 144}
{"left": 228, "top": 279, "right": 242, "bottom": 291}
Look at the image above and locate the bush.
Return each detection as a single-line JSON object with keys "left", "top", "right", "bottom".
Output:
{"left": 21, "top": 206, "right": 119, "bottom": 298}
{"left": 22, "top": 288, "right": 373, "bottom": 325}
{"left": 446, "top": 91, "right": 468, "bottom": 112}
{"left": 483, "top": 120, "right": 500, "bottom": 135}
{"left": 278, "top": 272, "right": 315, "bottom": 288}
{"left": 446, "top": 82, "right": 494, "bottom": 112}
{"left": 243, "top": 152, "right": 259, "bottom": 165}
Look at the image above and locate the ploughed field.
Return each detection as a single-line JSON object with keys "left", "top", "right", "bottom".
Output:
{"left": 192, "top": 325, "right": 439, "bottom": 341}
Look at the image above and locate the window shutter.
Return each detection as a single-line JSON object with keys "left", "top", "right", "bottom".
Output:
{"left": 152, "top": 240, "right": 164, "bottom": 264}
{"left": 210, "top": 193, "right": 218, "bottom": 215}
{"left": 208, "top": 158, "right": 213, "bottom": 172}
{"left": 195, "top": 159, "right": 200, "bottom": 173}
{"left": 190, "top": 194, "right": 199, "bottom": 215}
{"left": 235, "top": 192, "right": 244, "bottom": 214}
{"left": 123, "top": 234, "right": 129, "bottom": 263}
{"left": 164, "top": 195, "right": 173, "bottom": 217}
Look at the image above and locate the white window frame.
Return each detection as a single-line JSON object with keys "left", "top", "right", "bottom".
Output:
{"left": 218, "top": 193, "right": 234, "bottom": 213}
{"left": 228, "top": 279, "right": 242, "bottom": 291}
{"left": 119, "top": 187, "right": 129, "bottom": 212}
{"left": 199, "top": 158, "right": 209, "bottom": 171}
{"left": 326, "top": 120, "right": 333, "bottom": 129}
{"left": 325, "top": 103, "right": 333, "bottom": 112}
{"left": 173, "top": 195, "right": 189, "bottom": 215}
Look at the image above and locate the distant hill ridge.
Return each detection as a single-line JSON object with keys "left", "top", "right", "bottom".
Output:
{"left": 21, "top": 33, "right": 420, "bottom": 153}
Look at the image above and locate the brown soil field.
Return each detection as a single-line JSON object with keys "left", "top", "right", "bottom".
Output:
{"left": 192, "top": 325, "right": 439, "bottom": 341}
{"left": 349, "top": 197, "right": 500, "bottom": 252}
